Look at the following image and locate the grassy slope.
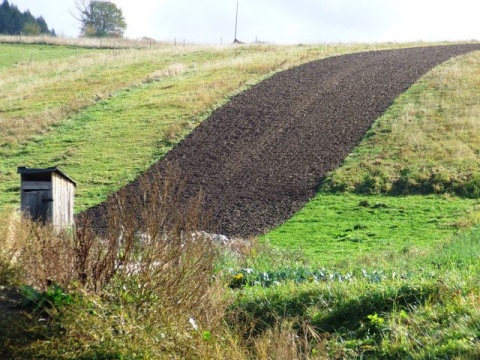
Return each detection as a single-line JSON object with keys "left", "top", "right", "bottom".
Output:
{"left": 264, "top": 193, "right": 479, "bottom": 266}
{"left": 265, "top": 50, "right": 480, "bottom": 265}
{"left": 2, "top": 40, "right": 480, "bottom": 358}
{"left": 322, "top": 50, "right": 480, "bottom": 196}
{"left": 0, "top": 44, "right": 96, "bottom": 68}
{"left": 0, "top": 42, "right": 409, "bottom": 211}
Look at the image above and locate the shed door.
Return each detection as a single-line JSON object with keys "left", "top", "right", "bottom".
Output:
{"left": 22, "top": 189, "right": 53, "bottom": 223}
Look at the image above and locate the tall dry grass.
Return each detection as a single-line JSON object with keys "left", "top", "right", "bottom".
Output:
{"left": 0, "top": 210, "right": 21, "bottom": 286}
{"left": 0, "top": 166, "right": 237, "bottom": 358}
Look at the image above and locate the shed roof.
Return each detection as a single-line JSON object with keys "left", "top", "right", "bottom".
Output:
{"left": 17, "top": 167, "right": 77, "bottom": 186}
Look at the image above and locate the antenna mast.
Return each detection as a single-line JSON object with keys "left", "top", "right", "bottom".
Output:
{"left": 234, "top": 1, "right": 239, "bottom": 42}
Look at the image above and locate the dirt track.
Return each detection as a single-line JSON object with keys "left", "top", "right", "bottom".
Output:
{"left": 81, "top": 44, "right": 480, "bottom": 237}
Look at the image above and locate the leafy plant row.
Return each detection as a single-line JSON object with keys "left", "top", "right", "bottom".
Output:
{"left": 226, "top": 267, "right": 395, "bottom": 288}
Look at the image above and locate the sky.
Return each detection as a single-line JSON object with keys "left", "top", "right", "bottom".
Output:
{"left": 11, "top": 0, "right": 480, "bottom": 44}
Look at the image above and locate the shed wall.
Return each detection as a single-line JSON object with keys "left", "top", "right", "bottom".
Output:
{"left": 52, "top": 173, "right": 75, "bottom": 227}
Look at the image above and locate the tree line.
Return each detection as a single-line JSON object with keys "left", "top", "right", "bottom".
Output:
{"left": 0, "top": 0, "right": 127, "bottom": 38}
{"left": 0, "top": 0, "right": 55, "bottom": 36}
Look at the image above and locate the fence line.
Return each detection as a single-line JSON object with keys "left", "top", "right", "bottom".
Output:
{"left": 0, "top": 35, "right": 242, "bottom": 49}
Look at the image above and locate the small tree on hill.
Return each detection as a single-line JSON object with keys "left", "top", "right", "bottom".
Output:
{"left": 23, "top": 21, "right": 41, "bottom": 35}
{"left": 74, "top": 0, "right": 126, "bottom": 38}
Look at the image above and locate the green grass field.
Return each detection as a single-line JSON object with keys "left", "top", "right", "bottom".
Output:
{"left": 230, "top": 227, "right": 480, "bottom": 358}
{"left": 264, "top": 193, "right": 480, "bottom": 266}
{"left": 0, "top": 44, "right": 98, "bottom": 68}
{"left": 1, "top": 39, "right": 480, "bottom": 359}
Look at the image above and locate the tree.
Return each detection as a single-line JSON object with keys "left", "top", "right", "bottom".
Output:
{"left": 0, "top": 0, "right": 12, "bottom": 33}
{"left": 36, "top": 16, "right": 49, "bottom": 34}
{"left": 23, "top": 21, "right": 41, "bottom": 35}
{"left": 74, "top": 0, "right": 126, "bottom": 38}
{"left": 0, "top": 0, "right": 55, "bottom": 35}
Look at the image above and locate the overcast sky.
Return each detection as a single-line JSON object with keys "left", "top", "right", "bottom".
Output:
{"left": 11, "top": 0, "right": 480, "bottom": 44}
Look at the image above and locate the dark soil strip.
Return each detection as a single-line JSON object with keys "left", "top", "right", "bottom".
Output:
{"left": 81, "top": 44, "right": 480, "bottom": 237}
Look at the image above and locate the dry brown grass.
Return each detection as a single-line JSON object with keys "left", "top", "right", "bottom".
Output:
{"left": 0, "top": 209, "right": 22, "bottom": 286}
{"left": 0, "top": 166, "right": 239, "bottom": 358}
{"left": 7, "top": 166, "right": 216, "bottom": 293}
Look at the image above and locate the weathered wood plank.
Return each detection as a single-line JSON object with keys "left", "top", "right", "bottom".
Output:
{"left": 21, "top": 181, "right": 52, "bottom": 190}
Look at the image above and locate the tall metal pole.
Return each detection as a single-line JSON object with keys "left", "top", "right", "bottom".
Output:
{"left": 234, "top": 1, "right": 239, "bottom": 42}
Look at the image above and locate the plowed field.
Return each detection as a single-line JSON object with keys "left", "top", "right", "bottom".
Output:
{"left": 81, "top": 44, "right": 480, "bottom": 237}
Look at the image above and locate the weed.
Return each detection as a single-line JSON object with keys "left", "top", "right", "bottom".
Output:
{"left": 20, "top": 283, "right": 73, "bottom": 316}
{"left": 0, "top": 167, "right": 230, "bottom": 359}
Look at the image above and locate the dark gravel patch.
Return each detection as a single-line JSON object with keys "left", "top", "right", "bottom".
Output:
{"left": 80, "top": 44, "right": 480, "bottom": 237}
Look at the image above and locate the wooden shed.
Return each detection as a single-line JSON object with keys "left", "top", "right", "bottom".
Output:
{"left": 18, "top": 167, "right": 76, "bottom": 228}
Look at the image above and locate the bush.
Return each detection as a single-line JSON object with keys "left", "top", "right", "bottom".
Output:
{"left": 0, "top": 167, "right": 231, "bottom": 359}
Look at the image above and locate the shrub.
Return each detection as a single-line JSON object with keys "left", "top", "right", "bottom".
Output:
{"left": 0, "top": 166, "right": 231, "bottom": 359}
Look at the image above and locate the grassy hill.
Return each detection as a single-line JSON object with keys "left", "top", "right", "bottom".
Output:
{"left": 264, "top": 49, "right": 480, "bottom": 266}
{"left": 0, "top": 40, "right": 452, "bottom": 212}
{"left": 1, "top": 39, "right": 480, "bottom": 359}
{"left": 0, "top": 41, "right": 373, "bottom": 211}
